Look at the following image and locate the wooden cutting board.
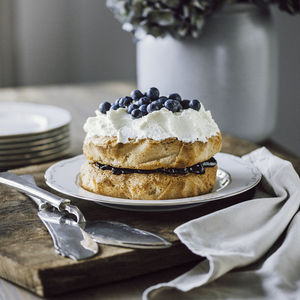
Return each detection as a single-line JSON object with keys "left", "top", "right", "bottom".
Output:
{"left": 0, "top": 135, "right": 299, "bottom": 297}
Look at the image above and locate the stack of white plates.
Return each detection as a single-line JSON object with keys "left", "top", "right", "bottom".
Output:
{"left": 0, "top": 102, "right": 71, "bottom": 170}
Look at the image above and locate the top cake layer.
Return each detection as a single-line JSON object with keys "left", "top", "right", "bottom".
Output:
{"left": 83, "top": 105, "right": 220, "bottom": 144}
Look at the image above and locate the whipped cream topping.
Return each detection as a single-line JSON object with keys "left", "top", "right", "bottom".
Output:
{"left": 83, "top": 105, "right": 220, "bottom": 144}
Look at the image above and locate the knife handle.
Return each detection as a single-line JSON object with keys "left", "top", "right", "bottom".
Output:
{"left": 0, "top": 172, "right": 86, "bottom": 224}
{"left": 0, "top": 172, "right": 70, "bottom": 212}
{"left": 18, "top": 175, "right": 52, "bottom": 211}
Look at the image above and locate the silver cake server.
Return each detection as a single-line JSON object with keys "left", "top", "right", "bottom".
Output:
{"left": 0, "top": 172, "right": 171, "bottom": 249}
{"left": 80, "top": 220, "right": 171, "bottom": 249}
{"left": 27, "top": 176, "right": 171, "bottom": 249}
{"left": 0, "top": 173, "right": 99, "bottom": 260}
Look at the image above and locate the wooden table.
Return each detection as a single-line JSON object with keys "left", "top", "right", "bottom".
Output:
{"left": 0, "top": 81, "right": 299, "bottom": 300}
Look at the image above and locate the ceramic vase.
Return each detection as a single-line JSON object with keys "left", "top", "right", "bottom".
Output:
{"left": 137, "top": 4, "right": 278, "bottom": 142}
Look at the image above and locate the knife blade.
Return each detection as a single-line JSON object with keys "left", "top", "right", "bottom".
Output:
{"left": 81, "top": 220, "right": 171, "bottom": 249}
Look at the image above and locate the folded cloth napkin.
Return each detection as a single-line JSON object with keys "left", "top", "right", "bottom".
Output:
{"left": 143, "top": 147, "right": 300, "bottom": 300}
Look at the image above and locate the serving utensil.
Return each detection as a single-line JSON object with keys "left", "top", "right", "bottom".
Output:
{"left": 0, "top": 172, "right": 98, "bottom": 260}
{"left": 0, "top": 172, "right": 171, "bottom": 251}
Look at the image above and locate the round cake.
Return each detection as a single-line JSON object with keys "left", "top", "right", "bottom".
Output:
{"left": 80, "top": 88, "right": 222, "bottom": 200}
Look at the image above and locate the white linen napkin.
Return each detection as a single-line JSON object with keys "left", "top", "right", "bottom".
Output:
{"left": 143, "top": 147, "right": 300, "bottom": 300}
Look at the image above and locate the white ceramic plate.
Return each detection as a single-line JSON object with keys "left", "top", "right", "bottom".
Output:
{"left": 45, "top": 153, "right": 261, "bottom": 212}
{"left": 0, "top": 148, "right": 70, "bottom": 170}
{"left": 0, "top": 134, "right": 69, "bottom": 153}
{"left": 0, "top": 102, "right": 71, "bottom": 137}
{"left": 0, "top": 131, "right": 70, "bottom": 151}
{"left": 0, "top": 125, "right": 69, "bottom": 145}
{"left": 0, "top": 141, "right": 70, "bottom": 161}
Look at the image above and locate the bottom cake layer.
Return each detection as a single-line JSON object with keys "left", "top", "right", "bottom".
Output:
{"left": 80, "top": 161, "right": 218, "bottom": 200}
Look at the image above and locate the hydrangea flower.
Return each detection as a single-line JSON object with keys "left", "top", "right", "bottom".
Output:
{"left": 106, "top": 0, "right": 300, "bottom": 39}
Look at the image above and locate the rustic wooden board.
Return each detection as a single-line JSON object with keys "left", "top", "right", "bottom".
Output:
{"left": 0, "top": 160, "right": 239, "bottom": 296}
{"left": 0, "top": 135, "right": 299, "bottom": 297}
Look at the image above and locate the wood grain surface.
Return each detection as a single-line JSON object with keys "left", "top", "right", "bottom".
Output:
{"left": 0, "top": 156, "right": 256, "bottom": 297}
{"left": 0, "top": 82, "right": 299, "bottom": 298}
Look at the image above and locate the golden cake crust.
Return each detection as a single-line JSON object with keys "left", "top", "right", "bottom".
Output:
{"left": 80, "top": 161, "right": 218, "bottom": 200}
{"left": 83, "top": 132, "right": 222, "bottom": 170}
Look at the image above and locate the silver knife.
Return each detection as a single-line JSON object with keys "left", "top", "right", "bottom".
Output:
{"left": 0, "top": 173, "right": 99, "bottom": 260}
{"left": 0, "top": 172, "right": 171, "bottom": 249}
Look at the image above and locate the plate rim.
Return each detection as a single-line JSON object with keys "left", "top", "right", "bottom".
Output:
{"left": 0, "top": 130, "right": 70, "bottom": 150}
{"left": 0, "top": 137, "right": 70, "bottom": 155}
{"left": 0, "top": 149, "right": 70, "bottom": 169}
{"left": 0, "top": 102, "right": 71, "bottom": 138}
{"left": 0, "top": 125, "right": 69, "bottom": 144}
{"left": 45, "top": 153, "right": 262, "bottom": 208}
{"left": 0, "top": 141, "right": 70, "bottom": 162}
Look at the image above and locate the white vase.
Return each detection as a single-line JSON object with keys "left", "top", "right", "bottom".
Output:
{"left": 137, "top": 4, "right": 278, "bottom": 142}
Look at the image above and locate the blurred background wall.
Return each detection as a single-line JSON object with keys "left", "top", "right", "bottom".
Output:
{"left": 12, "top": 0, "right": 136, "bottom": 85}
{"left": 0, "top": 0, "right": 299, "bottom": 155}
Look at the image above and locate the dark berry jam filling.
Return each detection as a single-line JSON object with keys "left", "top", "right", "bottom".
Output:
{"left": 94, "top": 157, "right": 217, "bottom": 175}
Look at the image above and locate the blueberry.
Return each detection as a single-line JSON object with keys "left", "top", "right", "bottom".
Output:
{"left": 168, "top": 93, "right": 181, "bottom": 102}
{"left": 194, "top": 164, "right": 205, "bottom": 174}
{"left": 111, "top": 103, "right": 119, "bottom": 110}
{"left": 100, "top": 165, "right": 109, "bottom": 171}
{"left": 118, "top": 98, "right": 125, "bottom": 108}
{"left": 189, "top": 99, "right": 201, "bottom": 111}
{"left": 177, "top": 102, "right": 183, "bottom": 112}
{"left": 130, "top": 89, "right": 144, "bottom": 100}
{"left": 112, "top": 167, "right": 122, "bottom": 175}
{"left": 157, "top": 96, "right": 167, "bottom": 106}
{"left": 188, "top": 166, "right": 194, "bottom": 173}
{"left": 181, "top": 99, "right": 190, "bottom": 109}
{"left": 99, "top": 101, "right": 111, "bottom": 114}
{"left": 119, "top": 96, "right": 133, "bottom": 107}
{"left": 152, "top": 100, "right": 163, "bottom": 109}
{"left": 128, "top": 103, "right": 139, "bottom": 114}
{"left": 139, "top": 104, "right": 148, "bottom": 115}
{"left": 124, "top": 96, "right": 133, "bottom": 106}
{"left": 165, "top": 100, "right": 180, "bottom": 112}
{"left": 115, "top": 98, "right": 121, "bottom": 105}
{"left": 176, "top": 168, "right": 187, "bottom": 175}
{"left": 146, "top": 87, "right": 160, "bottom": 100}
{"left": 138, "top": 96, "right": 151, "bottom": 106}
{"left": 131, "top": 109, "right": 143, "bottom": 119}
{"left": 147, "top": 102, "right": 161, "bottom": 113}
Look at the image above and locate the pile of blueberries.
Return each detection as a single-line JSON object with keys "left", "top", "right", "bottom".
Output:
{"left": 99, "top": 87, "right": 201, "bottom": 119}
